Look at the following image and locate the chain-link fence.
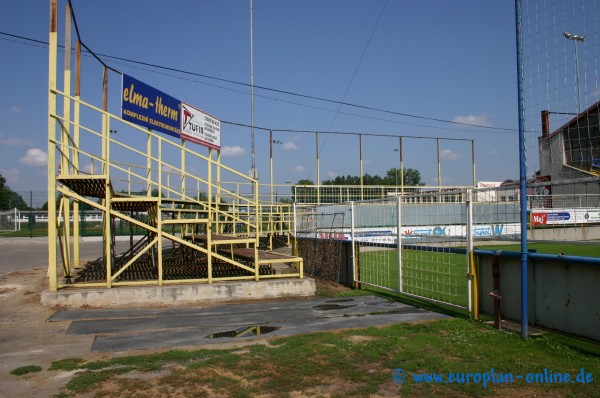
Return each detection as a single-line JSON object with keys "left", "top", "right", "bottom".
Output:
{"left": 294, "top": 177, "right": 599, "bottom": 309}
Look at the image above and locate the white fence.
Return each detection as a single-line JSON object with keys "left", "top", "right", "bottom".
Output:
{"left": 295, "top": 180, "right": 600, "bottom": 310}
{"left": 0, "top": 208, "right": 21, "bottom": 232}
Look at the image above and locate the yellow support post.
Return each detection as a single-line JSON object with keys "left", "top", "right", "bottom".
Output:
{"left": 207, "top": 148, "right": 213, "bottom": 284}
{"left": 62, "top": 2, "right": 72, "bottom": 274}
{"left": 181, "top": 140, "right": 186, "bottom": 199}
{"left": 216, "top": 149, "right": 221, "bottom": 234}
{"left": 157, "top": 140, "right": 163, "bottom": 286}
{"left": 47, "top": 0, "right": 58, "bottom": 292}
{"left": 147, "top": 131, "right": 152, "bottom": 195}
{"left": 72, "top": 39, "right": 81, "bottom": 268}
{"left": 269, "top": 130, "right": 274, "bottom": 248}
{"left": 254, "top": 178, "right": 259, "bottom": 281}
{"left": 102, "top": 67, "right": 112, "bottom": 288}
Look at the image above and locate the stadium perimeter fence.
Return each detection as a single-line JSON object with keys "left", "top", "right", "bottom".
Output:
{"left": 294, "top": 179, "right": 599, "bottom": 310}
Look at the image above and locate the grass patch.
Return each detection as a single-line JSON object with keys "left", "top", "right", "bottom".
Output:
{"left": 10, "top": 365, "right": 42, "bottom": 376}
{"left": 51, "top": 318, "right": 600, "bottom": 397}
{"left": 63, "top": 367, "right": 133, "bottom": 394}
{"left": 49, "top": 358, "right": 87, "bottom": 371}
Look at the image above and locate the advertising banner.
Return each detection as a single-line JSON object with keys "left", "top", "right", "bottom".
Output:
{"left": 121, "top": 74, "right": 181, "bottom": 138}
{"left": 181, "top": 102, "right": 221, "bottom": 150}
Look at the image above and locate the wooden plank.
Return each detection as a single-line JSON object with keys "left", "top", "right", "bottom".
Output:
{"left": 221, "top": 247, "right": 303, "bottom": 263}
{"left": 185, "top": 234, "right": 255, "bottom": 245}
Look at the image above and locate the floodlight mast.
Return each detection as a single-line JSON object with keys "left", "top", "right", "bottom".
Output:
{"left": 564, "top": 32, "right": 585, "bottom": 113}
{"left": 250, "top": 0, "right": 256, "bottom": 180}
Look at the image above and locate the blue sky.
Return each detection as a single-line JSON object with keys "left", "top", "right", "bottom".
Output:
{"left": 1, "top": 0, "right": 523, "bottom": 194}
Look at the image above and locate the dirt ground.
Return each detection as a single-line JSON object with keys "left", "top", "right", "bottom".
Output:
{"left": 0, "top": 268, "right": 99, "bottom": 397}
{"left": 0, "top": 266, "right": 355, "bottom": 397}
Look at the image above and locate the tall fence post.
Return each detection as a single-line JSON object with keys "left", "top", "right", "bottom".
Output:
{"left": 396, "top": 195, "right": 403, "bottom": 293}
{"left": 350, "top": 201, "right": 357, "bottom": 287}
{"left": 29, "top": 191, "right": 33, "bottom": 238}
{"left": 292, "top": 202, "right": 297, "bottom": 256}
{"left": 466, "top": 189, "right": 477, "bottom": 318}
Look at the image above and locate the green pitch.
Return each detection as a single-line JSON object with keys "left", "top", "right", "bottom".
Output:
{"left": 358, "top": 248, "right": 469, "bottom": 307}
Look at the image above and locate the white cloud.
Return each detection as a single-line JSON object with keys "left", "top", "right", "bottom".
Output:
{"left": 326, "top": 171, "right": 337, "bottom": 178}
{"left": 292, "top": 165, "right": 305, "bottom": 173}
{"left": 221, "top": 145, "right": 246, "bottom": 157}
{"left": 81, "top": 162, "right": 94, "bottom": 174}
{"left": 163, "top": 165, "right": 178, "bottom": 174}
{"left": 187, "top": 166, "right": 198, "bottom": 175}
{"left": 490, "top": 149, "right": 500, "bottom": 156}
{"left": 453, "top": 114, "right": 492, "bottom": 127}
{"left": 363, "top": 159, "right": 373, "bottom": 165}
{"left": 0, "top": 168, "right": 20, "bottom": 182}
{"left": 282, "top": 141, "right": 298, "bottom": 150}
{"left": 440, "top": 149, "right": 460, "bottom": 161}
{"left": 20, "top": 148, "right": 48, "bottom": 166}
{"left": 9, "top": 106, "right": 22, "bottom": 113}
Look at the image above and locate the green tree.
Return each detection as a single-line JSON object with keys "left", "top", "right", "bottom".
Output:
{"left": 151, "top": 188, "right": 165, "bottom": 198}
{"left": 0, "top": 174, "right": 30, "bottom": 210}
{"left": 322, "top": 167, "right": 424, "bottom": 186}
{"left": 384, "top": 167, "right": 425, "bottom": 186}
{"left": 197, "top": 191, "right": 209, "bottom": 202}
{"left": 293, "top": 179, "right": 316, "bottom": 204}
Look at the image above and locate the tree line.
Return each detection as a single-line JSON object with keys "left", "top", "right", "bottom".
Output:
{"left": 295, "top": 167, "right": 424, "bottom": 187}
{"left": 0, "top": 174, "right": 30, "bottom": 210}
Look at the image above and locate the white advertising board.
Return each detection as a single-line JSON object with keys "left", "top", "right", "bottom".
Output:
{"left": 181, "top": 102, "right": 221, "bottom": 150}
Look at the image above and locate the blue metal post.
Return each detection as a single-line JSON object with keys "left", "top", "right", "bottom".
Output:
{"left": 515, "top": 0, "right": 528, "bottom": 339}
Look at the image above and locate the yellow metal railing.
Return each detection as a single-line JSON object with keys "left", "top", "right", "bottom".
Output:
{"left": 47, "top": 0, "right": 302, "bottom": 291}
{"left": 49, "top": 89, "right": 297, "bottom": 289}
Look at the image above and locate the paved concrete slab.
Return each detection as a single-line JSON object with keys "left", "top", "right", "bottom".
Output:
{"left": 0, "top": 237, "right": 136, "bottom": 274}
{"left": 49, "top": 295, "right": 448, "bottom": 352}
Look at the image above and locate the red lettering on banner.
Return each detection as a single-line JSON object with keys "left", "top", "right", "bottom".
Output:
{"left": 531, "top": 213, "right": 547, "bottom": 225}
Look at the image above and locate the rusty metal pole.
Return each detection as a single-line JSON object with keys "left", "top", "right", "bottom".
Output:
{"left": 490, "top": 254, "right": 502, "bottom": 330}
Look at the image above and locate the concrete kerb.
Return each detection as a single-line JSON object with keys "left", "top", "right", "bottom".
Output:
{"left": 41, "top": 278, "right": 317, "bottom": 308}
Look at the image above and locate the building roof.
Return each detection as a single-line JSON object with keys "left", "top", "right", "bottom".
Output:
{"left": 548, "top": 100, "right": 600, "bottom": 139}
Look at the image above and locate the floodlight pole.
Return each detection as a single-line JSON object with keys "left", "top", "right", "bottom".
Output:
{"left": 436, "top": 138, "right": 441, "bottom": 191}
{"left": 250, "top": 0, "right": 256, "bottom": 180}
{"left": 359, "top": 134, "right": 363, "bottom": 200}
{"left": 400, "top": 137, "right": 404, "bottom": 195}
{"left": 471, "top": 140, "right": 476, "bottom": 188}
{"left": 270, "top": 130, "right": 274, "bottom": 207}
{"left": 564, "top": 32, "right": 585, "bottom": 114}
{"left": 316, "top": 132, "right": 321, "bottom": 204}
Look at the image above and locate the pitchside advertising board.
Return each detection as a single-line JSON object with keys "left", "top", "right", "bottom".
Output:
{"left": 181, "top": 102, "right": 221, "bottom": 150}
{"left": 121, "top": 74, "right": 221, "bottom": 150}
{"left": 121, "top": 74, "right": 181, "bottom": 139}
{"left": 531, "top": 209, "right": 600, "bottom": 225}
